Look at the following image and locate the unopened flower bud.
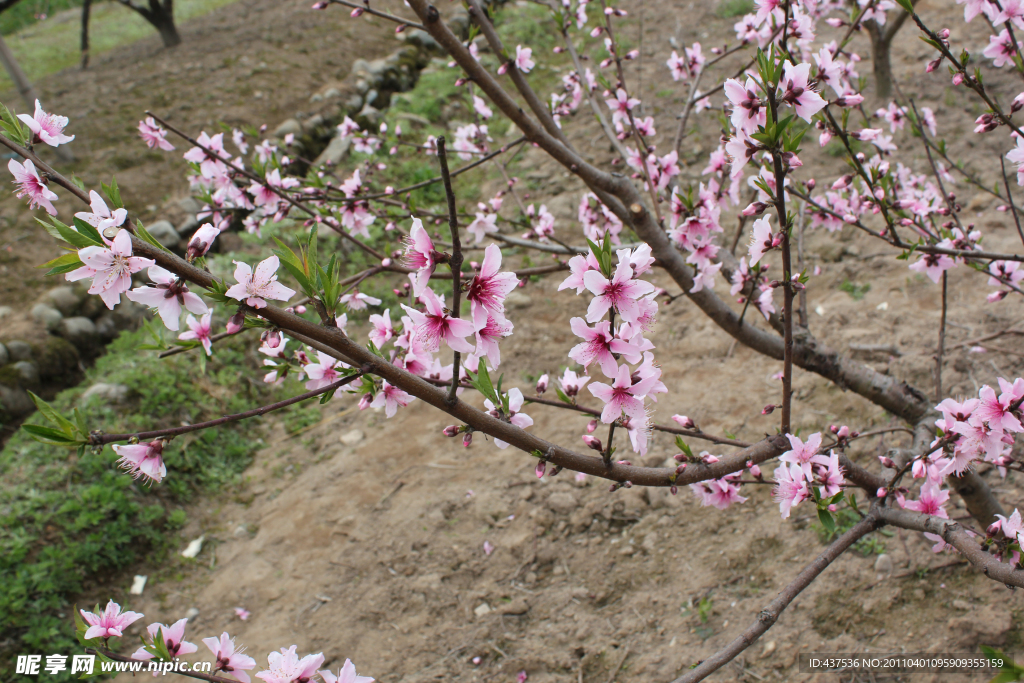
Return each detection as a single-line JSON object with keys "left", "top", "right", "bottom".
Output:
{"left": 311, "top": 1, "right": 327, "bottom": 8}
{"left": 535, "top": 460, "right": 547, "bottom": 478}
{"left": 622, "top": 480, "right": 632, "bottom": 488}
{"left": 879, "top": 456, "right": 896, "bottom": 468}
{"left": 832, "top": 174, "right": 853, "bottom": 190}
{"left": 443, "top": 425, "right": 460, "bottom": 437}
{"left": 359, "top": 393, "right": 372, "bottom": 410}
{"left": 350, "top": 6, "right": 364, "bottom": 17}
{"left": 836, "top": 425, "right": 850, "bottom": 438}
{"left": 828, "top": 504, "right": 837, "bottom": 512}
{"left": 742, "top": 201, "right": 766, "bottom": 216}
{"left": 295, "top": 305, "right": 307, "bottom": 314}
{"left": 261, "top": 329, "right": 281, "bottom": 349}
{"left": 762, "top": 404, "right": 777, "bottom": 415}
{"left": 876, "top": 487, "right": 887, "bottom": 498}
{"left": 952, "top": 72, "right": 964, "bottom": 86}
{"left": 226, "top": 310, "right": 245, "bottom": 335}
{"left": 926, "top": 58, "right": 942, "bottom": 72}
{"left": 675, "top": 464, "right": 687, "bottom": 475}
{"left": 671, "top": 414, "right": 695, "bottom": 429}
{"left": 937, "top": 28, "right": 950, "bottom": 39}
{"left": 536, "top": 374, "right": 549, "bottom": 394}
{"left": 463, "top": 432, "right": 473, "bottom": 447}
{"left": 582, "top": 435, "right": 603, "bottom": 451}
{"left": 586, "top": 419, "right": 598, "bottom": 433}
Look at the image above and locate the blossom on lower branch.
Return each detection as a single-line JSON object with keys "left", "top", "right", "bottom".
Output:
{"left": 112, "top": 440, "right": 167, "bottom": 484}
{"left": 691, "top": 473, "right": 747, "bottom": 510}
{"left": 8, "top": 158, "right": 58, "bottom": 215}
{"left": 80, "top": 600, "right": 144, "bottom": 640}
{"left": 67, "top": 229, "right": 155, "bottom": 310}
{"left": 126, "top": 265, "right": 208, "bottom": 331}
{"left": 203, "top": 632, "right": 257, "bottom": 683}
{"left": 226, "top": 255, "right": 296, "bottom": 308}
{"left": 179, "top": 312, "right": 214, "bottom": 355}
{"left": 319, "top": 660, "right": 375, "bottom": 683}
{"left": 484, "top": 388, "right": 533, "bottom": 449}
{"left": 256, "top": 646, "right": 325, "bottom": 683}
{"left": 370, "top": 381, "right": 414, "bottom": 418}
{"left": 132, "top": 618, "right": 198, "bottom": 660}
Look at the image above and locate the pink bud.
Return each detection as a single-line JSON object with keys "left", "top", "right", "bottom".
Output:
{"left": 472, "top": 657, "right": 482, "bottom": 665}
{"left": 582, "top": 435, "right": 603, "bottom": 451}
{"left": 762, "top": 404, "right": 776, "bottom": 415}
{"left": 703, "top": 454, "right": 719, "bottom": 464}
{"left": 805, "top": 178, "right": 816, "bottom": 190}
{"left": 443, "top": 425, "right": 460, "bottom": 437}
{"left": 350, "top": 7, "right": 363, "bottom": 17}
{"left": 535, "top": 460, "right": 547, "bottom": 478}
{"left": 742, "top": 201, "right": 766, "bottom": 216}
{"left": 311, "top": 1, "right": 327, "bottom": 8}
{"left": 673, "top": 453, "right": 686, "bottom": 462}
{"left": 671, "top": 414, "right": 695, "bottom": 429}
{"left": 536, "top": 374, "right": 549, "bottom": 394}
{"left": 622, "top": 481, "right": 632, "bottom": 488}
{"left": 879, "top": 456, "right": 895, "bottom": 468}
{"left": 952, "top": 72, "right": 964, "bottom": 86}
{"left": 675, "top": 464, "right": 687, "bottom": 475}
{"left": 836, "top": 426, "right": 850, "bottom": 438}
{"left": 670, "top": 485, "right": 678, "bottom": 495}
{"left": 381, "top": 257, "right": 392, "bottom": 267}
{"left": 359, "top": 393, "right": 372, "bottom": 410}
{"left": 261, "top": 329, "right": 281, "bottom": 349}
{"left": 926, "top": 58, "right": 942, "bottom": 72}
{"left": 827, "top": 504, "right": 837, "bottom": 512}
{"left": 295, "top": 305, "right": 307, "bottom": 314}
{"left": 937, "top": 28, "right": 950, "bottom": 39}
{"left": 463, "top": 432, "right": 473, "bottom": 447}
{"left": 750, "top": 464, "right": 761, "bottom": 478}
{"left": 395, "top": 23, "right": 407, "bottom": 33}
{"left": 226, "top": 311, "right": 244, "bottom": 334}
{"left": 586, "top": 419, "right": 598, "bottom": 433}
{"left": 876, "top": 487, "right": 887, "bottom": 498}
{"left": 624, "top": 50, "right": 640, "bottom": 60}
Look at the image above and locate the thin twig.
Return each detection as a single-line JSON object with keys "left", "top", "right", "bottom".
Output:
{"left": 89, "top": 373, "right": 363, "bottom": 445}
{"left": 437, "top": 137, "right": 464, "bottom": 405}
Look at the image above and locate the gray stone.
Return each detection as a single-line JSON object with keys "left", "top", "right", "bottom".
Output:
{"left": 46, "top": 286, "right": 84, "bottom": 316}
{"left": 547, "top": 491, "right": 578, "bottom": 514}
{"left": 81, "top": 383, "right": 130, "bottom": 403}
{"left": 0, "top": 384, "right": 34, "bottom": 416}
{"left": 505, "top": 291, "right": 533, "bottom": 309}
{"left": 0, "top": 342, "right": 8, "bottom": 366}
{"left": 31, "top": 303, "right": 63, "bottom": 331}
{"left": 309, "top": 93, "right": 324, "bottom": 104}
{"left": 0, "top": 305, "right": 12, "bottom": 320}
{"left": 6, "top": 340, "right": 32, "bottom": 362}
{"left": 184, "top": 608, "right": 200, "bottom": 620}
{"left": 873, "top": 553, "right": 893, "bottom": 574}
{"left": 13, "top": 360, "right": 39, "bottom": 388}
{"left": 356, "top": 104, "right": 382, "bottom": 127}
{"left": 302, "top": 114, "right": 325, "bottom": 133}
{"left": 274, "top": 118, "right": 302, "bottom": 138}
{"left": 176, "top": 215, "right": 200, "bottom": 239}
{"left": 364, "top": 89, "right": 379, "bottom": 107}
{"left": 147, "top": 220, "right": 180, "bottom": 249}
{"left": 177, "top": 196, "right": 202, "bottom": 215}
{"left": 340, "top": 429, "right": 364, "bottom": 446}
{"left": 313, "top": 135, "right": 351, "bottom": 167}
{"left": 95, "top": 314, "right": 120, "bottom": 342}
{"left": 323, "top": 87, "right": 341, "bottom": 100}
{"left": 59, "top": 316, "right": 100, "bottom": 350}
{"left": 344, "top": 94, "right": 364, "bottom": 113}
{"left": 403, "top": 29, "right": 441, "bottom": 54}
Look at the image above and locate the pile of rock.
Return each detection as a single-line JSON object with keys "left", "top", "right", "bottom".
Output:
{"left": 0, "top": 284, "right": 147, "bottom": 419}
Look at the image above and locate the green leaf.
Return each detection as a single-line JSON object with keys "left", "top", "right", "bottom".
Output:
{"left": 817, "top": 508, "right": 836, "bottom": 535}
{"left": 466, "top": 361, "right": 500, "bottom": 405}
{"left": 72, "top": 216, "right": 104, "bottom": 245}
{"left": 21, "top": 423, "right": 82, "bottom": 445}
{"left": 893, "top": 0, "right": 914, "bottom": 13}
{"left": 27, "top": 391, "right": 79, "bottom": 436}
{"left": 674, "top": 435, "right": 694, "bottom": 459}
{"left": 57, "top": 219, "right": 104, "bottom": 249}
{"left": 134, "top": 220, "right": 171, "bottom": 252}
{"left": 554, "top": 386, "right": 573, "bottom": 405}
{"left": 101, "top": 178, "right": 123, "bottom": 209}
{"left": 39, "top": 251, "right": 85, "bottom": 276}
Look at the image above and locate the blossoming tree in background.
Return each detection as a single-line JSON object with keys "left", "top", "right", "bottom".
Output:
{"left": 7, "top": 0, "right": 1024, "bottom": 678}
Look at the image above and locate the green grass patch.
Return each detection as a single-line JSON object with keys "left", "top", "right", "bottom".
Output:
{"left": 715, "top": 0, "right": 754, "bottom": 18}
{"left": 0, "top": 0, "right": 237, "bottom": 93}
{"left": 838, "top": 279, "right": 871, "bottom": 301}
{"left": 0, "top": 327, "right": 294, "bottom": 681}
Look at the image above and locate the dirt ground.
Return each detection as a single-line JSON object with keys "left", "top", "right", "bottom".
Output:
{"left": 3, "top": 0, "right": 1024, "bottom": 681}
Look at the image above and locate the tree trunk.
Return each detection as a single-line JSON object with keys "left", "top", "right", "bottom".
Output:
{"left": 865, "top": 20, "right": 894, "bottom": 100}
{"left": 149, "top": 0, "right": 181, "bottom": 48}
{"left": 81, "top": 0, "right": 92, "bottom": 69}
